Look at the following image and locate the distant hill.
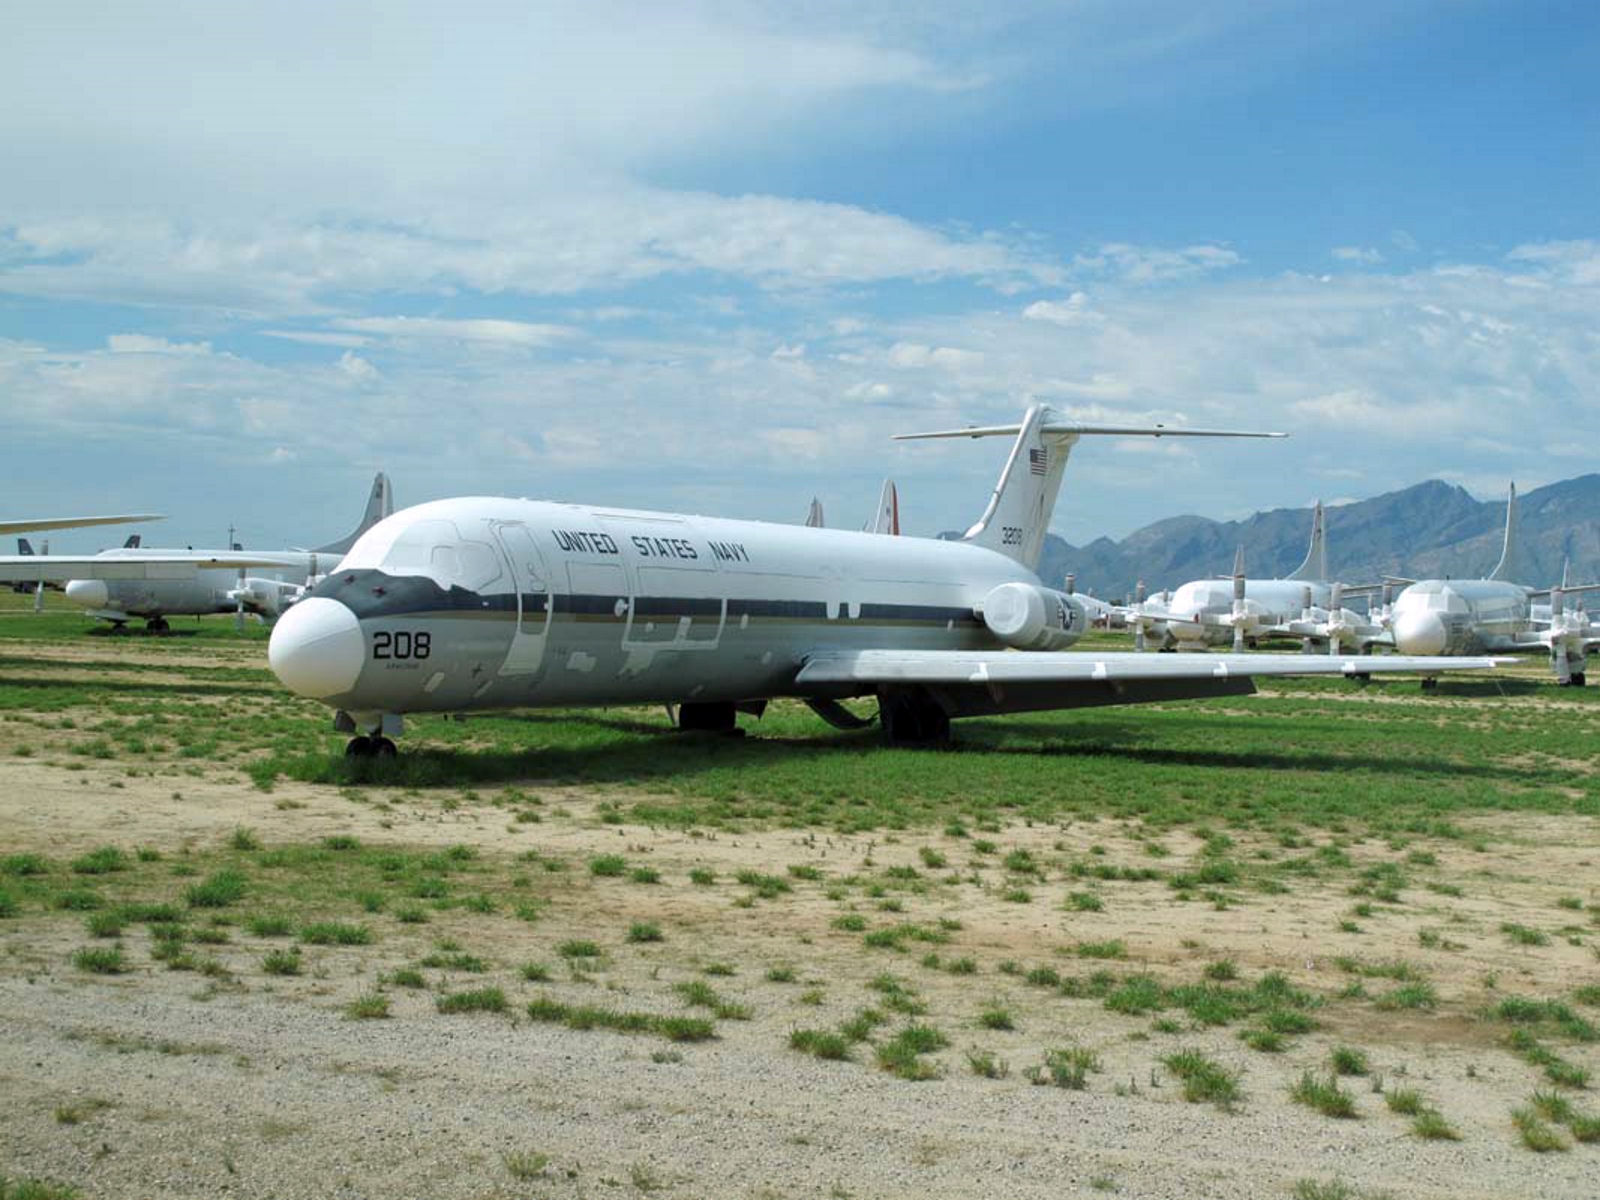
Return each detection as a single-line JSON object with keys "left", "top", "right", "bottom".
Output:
{"left": 1036, "top": 475, "right": 1600, "bottom": 600}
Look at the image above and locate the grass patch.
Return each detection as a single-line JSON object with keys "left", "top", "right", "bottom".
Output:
{"left": 1163, "top": 1049, "right": 1242, "bottom": 1111}
{"left": 1290, "top": 1072, "right": 1359, "bottom": 1119}
{"left": 436, "top": 986, "right": 508, "bottom": 1015}
{"left": 72, "top": 946, "right": 126, "bottom": 974}
{"left": 299, "top": 921, "right": 371, "bottom": 946}
{"left": 345, "top": 992, "right": 391, "bottom": 1019}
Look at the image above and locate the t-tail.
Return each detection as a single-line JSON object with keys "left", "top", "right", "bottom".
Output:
{"left": 315, "top": 473, "right": 394, "bottom": 556}
{"left": 894, "top": 404, "right": 1285, "bottom": 572}
{"left": 1286, "top": 500, "right": 1327, "bottom": 582}
{"left": 1487, "top": 482, "right": 1523, "bottom": 583}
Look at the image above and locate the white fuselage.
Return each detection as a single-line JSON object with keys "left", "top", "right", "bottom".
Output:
{"left": 269, "top": 498, "right": 1036, "bottom": 719}
{"left": 1156, "top": 578, "right": 1331, "bottom": 647}
{"left": 64, "top": 548, "right": 326, "bottom": 621}
{"left": 1390, "top": 579, "right": 1532, "bottom": 655}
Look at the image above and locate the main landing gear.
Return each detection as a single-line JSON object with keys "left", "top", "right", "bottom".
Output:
{"left": 1559, "top": 673, "right": 1588, "bottom": 688}
{"left": 145, "top": 617, "right": 170, "bottom": 634}
{"left": 878, "top": 688, "right": 951, "bottom": 747}
{"left": 345, "top": 736, "right": 397, "bottom": 759}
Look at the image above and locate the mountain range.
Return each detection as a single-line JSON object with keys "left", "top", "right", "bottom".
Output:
{"left": 1037, "top": 475, "right": 1600, "bottom": 601}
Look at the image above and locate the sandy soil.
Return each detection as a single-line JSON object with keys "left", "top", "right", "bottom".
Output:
{"left": 3, "top": 748, "right": 1599, "bottom": 1200}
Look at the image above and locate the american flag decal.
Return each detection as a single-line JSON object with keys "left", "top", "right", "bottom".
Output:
{"left": 1029, "top": 448, "right": 1048, "bottom": 476}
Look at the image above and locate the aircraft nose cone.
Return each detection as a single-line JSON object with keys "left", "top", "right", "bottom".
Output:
{"left": 1393, "top": 610, "right": 1448, "bottom": 656}
{"left": 268, "top": 597, "right": 365, "bottom": 699}
{"left": 64, "top": 579, "right": 109, "bottom": 608}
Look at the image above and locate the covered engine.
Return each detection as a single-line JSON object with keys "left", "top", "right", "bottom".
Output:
{"left": 980, "top": 582, "right": 1087, "bottom": 651}
{"left": 227, "top": 577, "right": 306, "bottom": 619}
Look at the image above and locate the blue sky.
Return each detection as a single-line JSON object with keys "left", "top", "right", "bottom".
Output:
{"left": 3, "top": 1, "right": 1598, "bottom": 566}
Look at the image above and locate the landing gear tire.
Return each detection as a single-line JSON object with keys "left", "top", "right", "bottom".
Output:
{"left": 345, "top": 736, "right": 373, "bottom": 758}
{"left": 879, "top": 690, "right": 952, "bottom": 747}
{"left": 1420, "top": 677, "right": 1438, "bottom": 692}
{"left": 676, "top": 701, "right": 741, "bottom": 735}
{"left": 1575, "top": 673, "right": 1588, "bottom": 688}
{"left": 372, "top": 736, "right": 398, "bottom": 758}
{"left": 146, "top": 617, "right": 170, "bottom": 634}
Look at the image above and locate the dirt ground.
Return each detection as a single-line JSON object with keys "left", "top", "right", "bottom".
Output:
{"left": 3, "top": 744, "right": 1600, "bottom": 1200}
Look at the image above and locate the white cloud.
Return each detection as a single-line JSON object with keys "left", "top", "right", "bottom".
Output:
{"left": 1331, "top": 246, "right": 1384, "bottom": 264}
{"left": 337, "top": 352, "right": 379, "bottom": 382}
{"left": 1074, "top": 243, "right": 1242, "bottom": 284}
{"left": 332, "top": 317, "right": 575, "bottom": 348}
{"left": 106, "top": 334, "right": 212, "bottom": 355}
{"left": 1023, "top": 292, "right": 1100, "bottom": 325}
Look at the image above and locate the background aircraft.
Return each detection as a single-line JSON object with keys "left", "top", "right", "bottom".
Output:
{"left": 265, "top": 405, "right": 1487, "bottom": 757}
{"left": 59, "top": 473, "right": 393, "bottom": 632}
{"left": 1123, "top": 502, "right": 1360, "bottom": 651}
{"left": 1390, "top": 484, "right": 1600, "bottom": 684}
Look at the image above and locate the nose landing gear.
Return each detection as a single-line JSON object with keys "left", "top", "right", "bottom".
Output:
{"left": 345, "top": 736, "right": 398, "bottom": 758}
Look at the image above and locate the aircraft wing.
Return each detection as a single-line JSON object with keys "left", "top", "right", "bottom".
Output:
{"left": 796, "top": 649, "right": 1495, "bottom": 718}
{"left": 0, "top": 514, "right": 164, "bottom": 537}
{"left": 0, "top": 552, "right": 304, "bottom": 583}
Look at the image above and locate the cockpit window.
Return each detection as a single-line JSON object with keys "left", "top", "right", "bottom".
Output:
{"left": 375, "top": 519, "right": 502, "bottom": 592}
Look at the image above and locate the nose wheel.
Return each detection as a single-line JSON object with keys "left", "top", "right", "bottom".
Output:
{"left": 345, "top": 736, "right": 398, "bottom": 759}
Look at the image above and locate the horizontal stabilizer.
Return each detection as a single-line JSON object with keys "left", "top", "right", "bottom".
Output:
{"left": 894, "top": 422, "right": 1285, "bottom": 441}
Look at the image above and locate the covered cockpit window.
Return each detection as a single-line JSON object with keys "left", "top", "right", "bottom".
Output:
{"left": 365, "top": 518, "right": 503, "bottom": 592}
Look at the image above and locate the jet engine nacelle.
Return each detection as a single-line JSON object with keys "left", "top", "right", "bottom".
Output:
{"left": 980, "top": 582, "right": 1087, "bottom": 651}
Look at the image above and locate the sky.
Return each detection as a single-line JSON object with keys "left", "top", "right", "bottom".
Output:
{"left": 2, "top": 0, "right": 1598, "bottom": 559}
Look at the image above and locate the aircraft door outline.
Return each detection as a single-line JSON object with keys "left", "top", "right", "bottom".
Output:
{"left": 492, "top": 522, "right": 553, "bottom": 677}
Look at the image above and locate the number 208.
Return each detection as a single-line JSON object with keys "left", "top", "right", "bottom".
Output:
{"left": 373, "top": 631, "right": 430, "bottom": 660}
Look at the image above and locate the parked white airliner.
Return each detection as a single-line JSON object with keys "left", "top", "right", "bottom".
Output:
{"left": 1390, "top": 484, "right": 1600, "bottom": 684}
{"left": 265, "top": 406, "right": 1490, "bottom": 757}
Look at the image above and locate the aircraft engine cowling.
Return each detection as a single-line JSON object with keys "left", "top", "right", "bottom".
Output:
{"left": 980, "top": 582, "right": 1087, "bottom": 651}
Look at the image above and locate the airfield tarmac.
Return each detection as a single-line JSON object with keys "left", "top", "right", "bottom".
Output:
{"left": 1, "top": 606, "right": 1598, "bottom": 1200}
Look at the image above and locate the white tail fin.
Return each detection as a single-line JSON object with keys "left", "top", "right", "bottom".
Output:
{"left": 1487, "top": 482, "right": 1523, "bottom": 582}
{"left": 315, "top": 472, "right": 393, "bottom": 555}
{"left": 895, "top": 405, "right": 1285, "bottom": 571}
{"left": 867, "top": 480, "right": 900, "bottom": 535}
{"left": 1286, "top": 500, "right": 1327, "bottom": 582}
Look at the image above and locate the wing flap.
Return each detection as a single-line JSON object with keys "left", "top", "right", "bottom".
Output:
{"left": 797, "top": 649, "right": 1496, "bottom": 687}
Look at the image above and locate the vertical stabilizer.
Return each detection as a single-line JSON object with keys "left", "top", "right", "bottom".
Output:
{"left": 1487, "top": 483, "right": 1523, "bottom": 582}
{"left": 1286, "top": 500, "right": 1328, "bottom": 582}
{"left": 867, "top": 480, "right": 900, "bottom": 535}
{"left": 953, "top": 404, "right": 1076, "bottom": 570}
{"left": 804, "top": 498, "right": 825, "bottom": 528}
{"left": 315, "top": 472, "right": 394, "bottom": 556}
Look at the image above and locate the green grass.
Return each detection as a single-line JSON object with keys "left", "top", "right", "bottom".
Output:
{"left": 262, "top": 948, "right": 302, "bottom": 975}
{"left": 185, "top": 869, "right": 246, "bottom": 908}
{"left": 627, "top": 921, "right": 664, "bottom": 943}
{"left": 72, "top": 945, "right": 125, "bottom": 974}
{"left": 345, "top": 992, "right": 391, "bottom": 1019}
{"left": 298, "top": 921, "right": 371, "bottom": 946}
{"left": 436, "top": 986, "right": 508, "bottom": 1014}
{"left": 1027, "top": 1046, "right": 1101, "bottom": 1090}
{"left": 0, "top": 1177, "right": 81, "bottom": 1200}
{"left": 1163, "top": 1049, "right": 1242, "bottom": 1110}
{"left": 789, "top": 1028, "right": 853, "bottom": 1060}
{"left": 525, "top": 996, "right": 716, "bottom": 1042}
{"left": 1290, "top": 1072, "right": 1359, "bottom": 1119}
{"left": 1329, "top": 1046, "right": 1370, "bottom": 1076}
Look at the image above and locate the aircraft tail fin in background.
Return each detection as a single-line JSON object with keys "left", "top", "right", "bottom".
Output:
{"left": 867, "top": 480, "right": 899, "bottom": 535}
{"left": 1487, "top": 482, "right": 1522, "bottom": 582}
{"left": 894, "top": 405, "right": 1285, "bottom": 572}
{"left": 804, "top": 498, "right": 825, "bottom": 529}
{"left": 1286, "top": 500, "right": 1327, "bottom": 582}
{"left": 315, "top": 473, "right": 393, "bottom": 556}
